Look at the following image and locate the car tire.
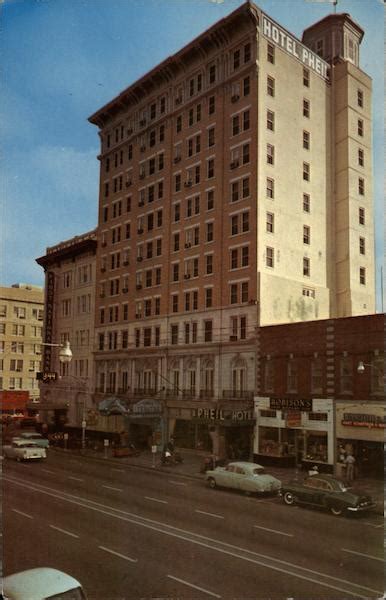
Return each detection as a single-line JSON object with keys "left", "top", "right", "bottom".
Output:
{"left": 208, "top": 477, "right": 217, "bottom": 489}
{"left": 329, "top": 504, "right": 344, "bottom": 516}
{"left": 283, "top": 491, "right": 295, "bottom": 506}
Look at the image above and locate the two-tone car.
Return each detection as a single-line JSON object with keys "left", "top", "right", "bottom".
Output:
{"left": 17, "top": 431, "right": 50, "bottom": 448}
{"left": 3, "top": 439, "right": 47, "bottom": 461}
{"left": 3, "top": 568, "right": 86, "bottom": 599}
{"left": 280, "top": 474, "right": 376, "bottom": 516}
{"left": 206, "top": 461, "right": 281, "bottom": 495}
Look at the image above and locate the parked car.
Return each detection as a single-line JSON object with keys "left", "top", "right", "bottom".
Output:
{"left": 3, "top": 567, "right": 86, "bottom": 599}
{"left": 17, "top": 431, "right": 50, "bottom": 448}
{"left": 280, "top": 474, "right": 376, "bottom": 516}
{"left": 4, "top": 439, "right": 47, "bottom": 461}
{"left": 206, "top": 461, "right": 281, "bottom": 495}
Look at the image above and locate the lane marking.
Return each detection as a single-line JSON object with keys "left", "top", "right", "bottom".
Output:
{"left": 168, "top": 480, "right": 187, "bottom": 486}
{"left": 42, "top": 469, "right": 55, "bottom": 474}
{"left": 145, "top": 496, "right": 168, "bottom": 504}
{"left": 112, "top": 468, "right": 125, "bottom": 473}
{"left": 99, "top": 545, "right": 137, "bottom": 563}
{"left": 363, "top": 522, "right": 384, "bottom": 529}
{"left": 341, "top": 548, "right": 384, "bottom": 562}
{"left": 5, "top": 476, "right": 382, "bottom": 599}
{"left": 49, "top": 525, "right": 79, "bottom": 539}
{"left": 168, "top": 575, "right": 221, "bottom": 598}
{"left": 102, "top": 485, "right": 123, "bottom": 492}
{"left": 12, "top": 508, "right": 33, "bottom": 519}
{"left": 254, "top": 524, "right": 294, "bottom": 538}
{"left": 195, "top": 509, "right": 224, "bottom": 520}
{"left": 68, "top": 476, "right": 84, "bottom": 482}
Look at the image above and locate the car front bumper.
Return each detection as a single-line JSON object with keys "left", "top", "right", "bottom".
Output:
{"left": 347, "top": 503, "right": 377, "bottom": 512}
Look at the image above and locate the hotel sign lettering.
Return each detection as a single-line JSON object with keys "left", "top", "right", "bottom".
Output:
{"left": 270, "top": 398, "right": 313, "bottom": 411}
{"left": 192, "top": 408, "right": 255, "bottom": 422}
{"left": 43, "top": 271, "right": 55, "bottom": 372}
{"left": 262, "top": 15, "right": 329, "bottom": 80}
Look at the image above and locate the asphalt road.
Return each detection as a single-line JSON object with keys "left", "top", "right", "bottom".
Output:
{"left": 3, "top": 452, "right": 384, "bottom": 599}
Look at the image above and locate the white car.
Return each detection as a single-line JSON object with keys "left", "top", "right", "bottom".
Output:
{"left": 206, "top": 461, "right": 281, "bottom": 495}
{"left": 3, "top": 567, "right": 86, "bottom": 599}
{"left": 3, "top": 439, "right": 46, "bottom": 461}
{"left": 17, "top": 431, "right": 50, "bottom": 448}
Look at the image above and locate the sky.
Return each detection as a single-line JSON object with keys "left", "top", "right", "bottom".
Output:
{"left": 1, "top": 0, "right": 384, "bottom": 310}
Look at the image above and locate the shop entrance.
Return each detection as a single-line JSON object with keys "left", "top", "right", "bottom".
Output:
{"left": 128, "top": 423, "right": 154, "bottom": 449}
{"left": 225, "top": 426, "right": 253, "bottom": 461}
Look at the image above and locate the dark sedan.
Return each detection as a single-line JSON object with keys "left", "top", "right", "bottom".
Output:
{"left": 280, "top": 474, "right": 376, "bottom": 516}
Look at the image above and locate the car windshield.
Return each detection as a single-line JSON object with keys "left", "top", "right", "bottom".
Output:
{"left": 47, "top": 587, "right": 86, "bottom": 599}
{"left": 252, "top": 467, "right": 265, "bottom": 475}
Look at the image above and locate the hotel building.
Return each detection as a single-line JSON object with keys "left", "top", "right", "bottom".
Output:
{"left": 87, "top": 2, "right": 375, "bottom": 455}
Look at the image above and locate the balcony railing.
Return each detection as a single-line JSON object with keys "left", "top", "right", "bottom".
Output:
{"left": 222, "top": 390, "right": 254, "bottom": 400}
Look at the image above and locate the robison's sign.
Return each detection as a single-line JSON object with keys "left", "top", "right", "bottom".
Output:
{"left": 262, "top": 15, "right": 329, "bottom": 80}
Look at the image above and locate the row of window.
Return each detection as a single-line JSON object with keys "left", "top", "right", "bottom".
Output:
{"left": 0, "top": 342, "right": 41, "bottom": 354}
{"left": 0, "top": 306, "right": 43, "bottom": 321}
{"left": 0, "top": 324, "right": 42, "bottom": 337}
{"left": 62, "top": 265, "right": 93, "bottom": 290}
{"left": 0, "top": 377, "right": 39, "bottom": 391}
{"left": 61, "top": 295, "right": 92, "bottom": 318}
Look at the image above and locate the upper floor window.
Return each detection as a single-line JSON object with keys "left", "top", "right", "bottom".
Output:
{"left": 209, "top": 64, "right": 216, "bottom": 84}
{"left": 357, "top": 89, "right": 363, "bottom": 108}
{"left": 303, "top": 68, "right": 310, "bottom": 87}
{"left": 303, "top": 99, "right": 310, "bottom": 118}
{"left": 358, "top": 119, "right": 364, "bottom": 137}
{"left": 267, "top": 43, "right": 275, "bottom": 64}
{"left": 267, "top": 76, "right": 275, "bottom": 97}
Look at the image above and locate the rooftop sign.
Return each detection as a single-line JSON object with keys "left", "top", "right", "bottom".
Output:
{"left": 262, "top": 15, "right": 329, "bottom": 80}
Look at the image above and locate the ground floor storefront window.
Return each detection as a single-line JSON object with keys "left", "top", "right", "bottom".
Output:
{"left": 173, "top": 420, "right": 213, "bottom": 451}
{"left": 258, "top": 426, "right": 296, "bottom": 458}
{"left": 225, "top": 425, "right": 253, "bottom": 460}
{"left": 304, "top": 430, "right": 328, "bottom": 463}
{"left": 337, "top": 439, "right": 384, "bottom": 479}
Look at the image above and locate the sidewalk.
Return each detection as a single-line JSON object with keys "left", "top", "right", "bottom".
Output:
{"left": 52, "top": 446, "right": 384, "bottom": 516}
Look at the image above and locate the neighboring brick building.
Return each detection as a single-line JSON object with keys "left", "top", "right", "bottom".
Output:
{"left": 254, "top": 313, "right": 384, "bottom": 477}
{"left": 0, "top": 284, "right": 44, "bottom": 404}
{"left": 86, "top": 1, "right": 376, "bottom": 455}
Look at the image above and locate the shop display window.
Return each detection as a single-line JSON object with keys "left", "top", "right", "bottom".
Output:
{"left": 305, "top": 431, "right": 328, "bottom": 463}
{"left": 259, "top": 426, "right": 295, "bottom": 457}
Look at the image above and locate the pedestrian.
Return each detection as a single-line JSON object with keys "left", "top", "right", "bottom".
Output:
{"left": 167, "top": 437, "right": 175, "bottom": 453}
{"left": 345, "top": 452, "right": 356, "bottom": 482}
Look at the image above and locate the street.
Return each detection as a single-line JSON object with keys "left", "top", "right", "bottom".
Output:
{"left": 3, "top": 452, "right": 384, "bottom": 599}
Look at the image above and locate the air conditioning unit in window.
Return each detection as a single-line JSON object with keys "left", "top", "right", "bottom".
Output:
{"left": 137, "top": 228, "right": 144, "bottom": 234}
{"left": 184, "top": 180, "right": 192, "bottom": 188}
{"left": 184, "top": 274, "right": 191, "bottom": 279}
{"left": 230, "top": 160, "right": 239, "bottom": 169}
{"left": 231, "top": 94, "right": 240, "bottom": 103}
{"left": 229, "top": 335, "right": 238, "bottom": 341}
{"left": 136, "top": 285, "right": 142, "bottom": 291}
{"left": 123, "top": 260, "right": 129, "bottom": 266}
{"left": 185, "top": 243, "right": 191, "bottom": 249}
{"left": 137, "top": 256, "right": 143, "bottom": 262}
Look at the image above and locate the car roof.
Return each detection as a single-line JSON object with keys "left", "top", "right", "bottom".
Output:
{"left": 3, "top": 567, "right": 82, "bottom": 599}
{"left": 10, "top": 439, "right": 40, "bottom": 447}
{"left": 20, "top": 431, "right": 42, "bottom": 437}
{"left": 228, "top": 461, "right": 264, "bottom": 469}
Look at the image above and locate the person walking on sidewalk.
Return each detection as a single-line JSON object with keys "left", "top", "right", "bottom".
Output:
{"left": 345, "top": 452, "right": 356, "bottom": 482}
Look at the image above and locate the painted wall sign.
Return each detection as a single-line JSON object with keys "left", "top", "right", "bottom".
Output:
{"left": 269, "top": 398, "right": 313, "bottom": 411}
{"left": 342, "top": 413, "right": 386, "bottom": 429}
{"left": 262, "top": 15, "right": 329, "bottom": 80}
{"left": 285, "top": 410, "right": 302, "bottom": 428}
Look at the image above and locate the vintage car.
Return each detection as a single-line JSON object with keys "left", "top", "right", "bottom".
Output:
{"left": 206, "top": 461, "right": 281, "bottom": 495}
{"left": 3, "top": 568, "right": 86, "bottom": 599}
{"left": 280, "top": 474, "right": 376, "bottom": 516}
{"left": 4, "top": 439, "right": 47, "bottom": 461}
{"left": 17, "top": 431, "right": 50, "bottom": 448}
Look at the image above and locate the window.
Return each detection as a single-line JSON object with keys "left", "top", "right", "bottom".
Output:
{"left": 340, "top": 356, "right": 353, "bottom": 393}
{"left": 230, "top": 283, "right": 238, "bottom": 304}
{"left": 209, "top": 64, "right": 216, "bottom": 84}
{"left": 359, "top": 267, "right": 366, "bottom": 285}
{"left": 207, "top": 158, "right": 215, "bottom": 179}
{"left": 230, "top": 249, "right": 238, "bottom": 269}
{"left": 176, "top": 115, "right": 182, "bottom": 133}
{"left": 303, "top": 130, "right": 310, "bottom": 150}
{"left": 206, "top": 254, "right": 213, "bottom": 275}
{"left": 358, "top": 177, "right": 365, "bottom": 195}
{"left": 266, "top": 178, "right": 274, "bottom": 199}
{"left": 232, "top": 115, "right": 240, "bottom": 136}
{"left": 233, "top": 49, "right": 240, "bottom": 70}
{"left": 204, "top": 320, "right": 213, "bottom": 342}
{"left": 303, "top": 68, "right": 309, "bottom": 87}
{"left": 359, "top": 237, "right": 365, "bottom": 255}
{"left": 205, "top": 288, "right": 213, "bottom": 308}
{"left": 172, "top": 294, "right": 179, "bottom": 313}
{"left": 242, "top": 144, "right": 250, "bottom": 165}
{"left": 241, "top": 282, "right": 248, "bottom": 303}
{"left": 208, "top": 95, "right": 215, "bottom": 115}
{"left": 303, "top": 225, "right": 310, "bottom": 245}
{"left": 303, "top": 99, "right": 310, "bottom": 118}
{"left": 174, "top": 203, "right": 180, "bottom": 222}
{"left": 267, "top": 76, "right": 275, "bottom": 97}
{"left": 241, "top": 246, "right": 249, "bottom": 267}
{"left": 311, "top": 358, "right": 323, "bottom": 393}
{"left": 358, "top": 119, "right": 363, "bottom": 137}
{"left": 357, "top": 89, "right": 363, "bottom": 108}
{"left": 243, "top": 76, "right": 250, "bottom": 96}
{"left": 267, "top": 110, "right": 274, "bottom": 131}
{"left": 171, "top": 324, "right": 179, "bottom": 345}
{"left": 287, "top": 361, "right": 298, "bottom": 392}
{"left": 359, "top": 207, "right": 365, "bottom": 225}
{"left": 264, "top": 360, "right": 274, "bottom": 392}
{"left": 266, "top": 247, "right": 274, "bottom": 268}
{"left": 358, "top": 148, "right": 364, "bottom": 166}
{"left": 267, "top": 144, "right": 274, "bottom": 165}
{"left": 303, "top": 193, "right": 310, "bottom": 213}
{"left": 244, "top": 42, "right": 251, "bottom": 62}
{"left": 266, "top": 212, "right": 274, "bottom": 233}
{"left": 303, "top": 162, "right": 310, "bottom": 181}
{"left": 172, "top": 264, "right": 179, "bottom": 282}
{"left": 13, "top": 306, "right": 26, "bottom": 319}
{"left": 303, "top": 257, "right": 310, "bottom": 277}
{"left": 267, "top": 43, "right": 275, "bottom": 64}
{"left": 208, "top": 127, "right": 215, "bottom": 148}
{"left": 206, "top": 222, "right": 214, "bottom": 242}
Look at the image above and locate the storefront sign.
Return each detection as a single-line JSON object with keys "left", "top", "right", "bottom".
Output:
{"left": 192, "top": 407, "right": 254, "bottom": 423}
{"left": 342, "top": 413, "right": 386, "bottom": 429}
{"left": 269, "top": 398, "right": 313, "bottom": 411}
{"left": 285, "top": 411, "right": 302, "bottom": 428}
{"left": 262, "top": 15, "right": 329, "bottom": 80}
{"left": 43, "top": 271, "right": 55, "bottom": 372}
{"left": 130, "top": 399, "right": 163, "bottom": 418}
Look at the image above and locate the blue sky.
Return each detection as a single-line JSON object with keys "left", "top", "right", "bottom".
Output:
{"left": 2, "top": 0, "right": 384, "bottom": 309}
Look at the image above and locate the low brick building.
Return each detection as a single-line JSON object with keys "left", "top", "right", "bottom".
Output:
{"left": 254, "top": 314, "right": 384, "bottom": 477}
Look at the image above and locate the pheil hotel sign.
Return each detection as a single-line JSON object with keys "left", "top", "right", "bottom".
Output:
{"left": 262, "top": 15, "right": 329, "bottom": 80}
